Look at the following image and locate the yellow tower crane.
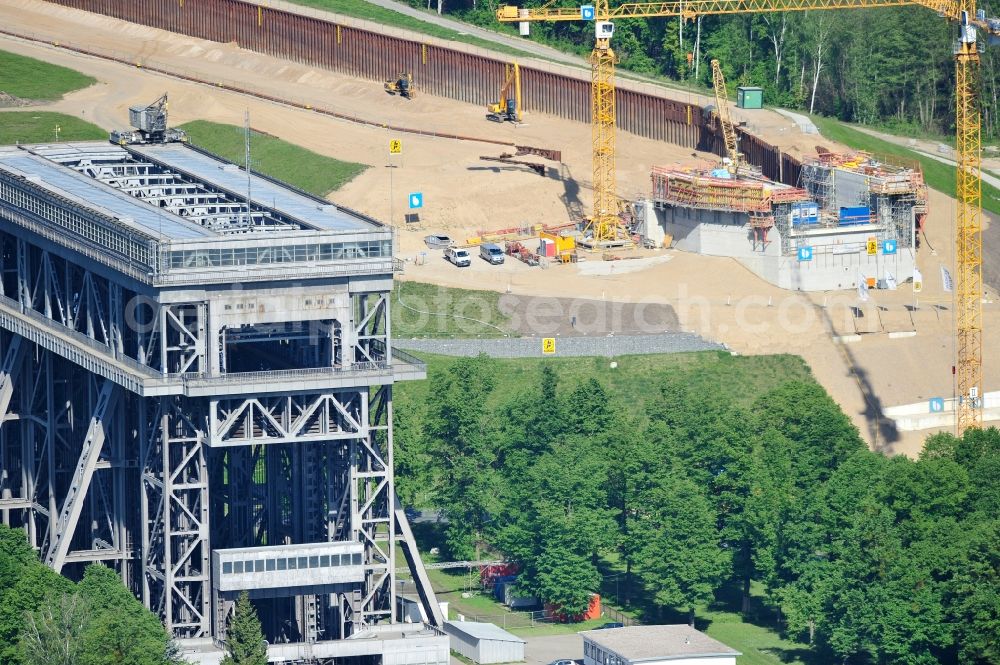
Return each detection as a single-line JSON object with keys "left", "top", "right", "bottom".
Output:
{"left": 710, "top": 58, "right": 743, "bottom": 175}
{"left": 498, "top": 0, "right": 1000, "bottom": 434}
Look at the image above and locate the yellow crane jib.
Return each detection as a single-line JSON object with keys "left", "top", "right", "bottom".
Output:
{"left": 710, "top": 59, "right": 742, "bottom": 176}
{"left": 498, "top": 0, "right": 1000, "bottom": 433}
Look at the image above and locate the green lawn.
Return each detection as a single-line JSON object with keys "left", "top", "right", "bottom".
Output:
{"left": 287, "top": 0, "right": 536, "bottom": 59}
{"left": 178, "top": 120, "right": 368, "bottom": 196}
{"left": 0, "top": 111, "right": 105, "bottom": 145}
{"left": 393, "top": 281, "right": 515, "bottom": 338}
{"left": 0, "top": 50, "right": 96, "bottom": 101}
{"left": 701, "top": 608, "right": 811, "bottom": 665}
{"left": 812, "top": 114, "right": 1000, "bottom": 216}
{"left": 399, "top": 350, "right": 812, "bottom": 417}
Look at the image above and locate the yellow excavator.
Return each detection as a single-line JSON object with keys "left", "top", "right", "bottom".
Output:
{"left": 487, "top": 62, "right": 522, "bottom": 123}
{"left": 384, "top": 73, "right": 415, "bottom": 99}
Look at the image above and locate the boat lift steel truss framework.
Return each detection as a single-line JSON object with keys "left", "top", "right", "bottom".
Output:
{"left": 0, "top": 214, "right": 433, "bottom": 645}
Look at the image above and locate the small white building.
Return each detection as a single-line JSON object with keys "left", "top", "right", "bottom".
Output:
{"left": 581, "top": 625, "right": 740, "bottom": 665}
{"left": 444, "top": 620, "right": 526, "bottom": 664}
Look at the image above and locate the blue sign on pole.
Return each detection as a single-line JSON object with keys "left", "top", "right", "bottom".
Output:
{"left": 581, "top": 5, "right": 596, "bottom": 20}
{"left": 797, "top": 246, "right": 813, "bottom": 262}
{"left": 929, "top": 397, "right": 945, "bottom": 413}
{"left": 883, "top": 239, "right": 898, "bottom": 255}
{"left": 408, "top": 192, "right": 423, "bottom": 209}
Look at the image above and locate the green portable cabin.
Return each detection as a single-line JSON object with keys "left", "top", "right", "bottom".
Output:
{"left": 736, "top": 86, "right": 763, "bottom": 109}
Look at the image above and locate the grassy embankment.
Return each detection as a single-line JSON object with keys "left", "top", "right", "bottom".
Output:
{"left": 179, "top": 120, "right": 368, "bottom": 196}
{"left": 813, "top": 114, "right": 1000, "bottom": 217}
{"left": 0, "top": 49, "right": 96, "bottom": 100}
{"left": 392, "top": 281, "right": 515, "bottom": 338}
{"left": 0, "top": 112, "right": 105, "bottom": 145}
{"left": 0, "top": 49, "right": 104, "bottom": 144}
{"left": 398, "top": 350, "right": 810, "bottom": 415}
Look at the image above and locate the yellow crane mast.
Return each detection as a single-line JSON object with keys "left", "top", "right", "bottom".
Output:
{"left": 498, "top": 0, "right": 999, "bottom": 434}
{"left": 710, "top": 59, "right": 742, "bottom": 175}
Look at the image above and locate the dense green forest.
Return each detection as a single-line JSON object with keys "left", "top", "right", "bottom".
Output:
{"left": 0, "top": 527, "right": 182, "bottom": 665}
{"left": 405, "top": 1, "right": 1000, "bottom": 140}
{"left": 396, "top": 352, "right": 1000, "bottom": 664}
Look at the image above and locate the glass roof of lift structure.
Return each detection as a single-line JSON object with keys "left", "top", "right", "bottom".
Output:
{"left": 0, "top": 146, "right": 212, "bottom": 240}
{"left": 0, "top": 142, "right": 381, "bottom": 241}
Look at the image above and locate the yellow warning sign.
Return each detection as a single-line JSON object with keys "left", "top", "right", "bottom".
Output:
{"left": 542, "top": 338, "right": 556, "bottom": 355}
{"left": 866, "top": 238, "right": 877, "bottom": 256}
{"left": 389, "top": 139, "right": 402, "bottom": 154}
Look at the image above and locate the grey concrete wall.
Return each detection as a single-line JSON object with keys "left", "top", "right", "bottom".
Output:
{"left": 833, "top": 170, "right": 870, "bottom": 210}
{"left": 653, "top": 206, "right": 915, "bottom": 292}
{"left": 774, "top": 249, "right": 915, "bottom": 291}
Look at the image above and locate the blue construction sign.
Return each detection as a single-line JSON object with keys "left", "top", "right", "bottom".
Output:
{"left": 929, "top": 397, "right": 945, "bottom": 413}
{"left": 408, "top": 192, "right": 423, "bottom": 209}
{"left": 581, "top": 5, "right": 596, "bottom": 20}
{"left": 797, "top": 246, "right": 814, "bottom": 262}
{"left": 883, "top": 239, "right": 898, "bottom": 255}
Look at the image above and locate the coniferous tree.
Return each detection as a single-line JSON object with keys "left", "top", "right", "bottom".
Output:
{"left": 221, "top": 592, "right": 267, "bottom": 665}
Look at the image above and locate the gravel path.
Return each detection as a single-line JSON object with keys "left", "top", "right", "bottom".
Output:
{"left": 394, "top": 333, "right": 723, "bottom": 358}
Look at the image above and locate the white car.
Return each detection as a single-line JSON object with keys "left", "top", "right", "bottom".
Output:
{"left": 445, "top": 247, "right": 471, "bottom": 267}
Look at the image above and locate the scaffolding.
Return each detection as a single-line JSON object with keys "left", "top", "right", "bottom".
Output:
{"left": 800, "top": 150, "right": 926, "bottom": 249}
{"left": 651, "top": 166, "right": 809, "bottom": 214}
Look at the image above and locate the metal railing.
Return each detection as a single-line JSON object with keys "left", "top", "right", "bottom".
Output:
{"left": 177, "top": 362, "right": 388, "bottom": 388}
{"left": 0, "top": 292, "right": 162, "bottom": 378}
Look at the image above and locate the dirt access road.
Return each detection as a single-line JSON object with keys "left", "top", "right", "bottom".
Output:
{"left": 1, "top": 0, "right": 994, "bottom": 456}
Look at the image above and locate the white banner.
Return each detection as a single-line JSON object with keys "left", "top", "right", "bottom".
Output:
{"left": 913, "top": 267, "right": 923, "bottom": 293}
{"left": 941, "top": 266, "right": 954, "bottom": 293}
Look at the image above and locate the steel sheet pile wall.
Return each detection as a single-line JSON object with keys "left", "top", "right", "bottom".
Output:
{"left": 45, "top": 0, "right": 801, "bottom": 185}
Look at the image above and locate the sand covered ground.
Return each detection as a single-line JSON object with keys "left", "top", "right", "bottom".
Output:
{"left": 1, "top": 0, "right": 996, "bottom": 456}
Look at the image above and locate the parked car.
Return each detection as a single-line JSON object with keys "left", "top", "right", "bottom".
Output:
{"left": 480, "top": 243, "right": 505, "bottom": 265}
{"left": 445, "top": 247, "right": 471, "bottom": 267}
{"left": 548, "top": 660, "right": 576, "bottom": 665}
{"left": 597, "top": 622, "right": 624, "bottom": 630}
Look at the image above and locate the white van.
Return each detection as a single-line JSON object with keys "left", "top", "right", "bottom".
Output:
{"left": 444, "top": 247, "right": 471, "bottom": 267}
{"left": 480, "top": 243, "right": 505, "bottom": 265}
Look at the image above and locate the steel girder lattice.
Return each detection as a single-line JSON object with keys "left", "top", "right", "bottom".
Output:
{"left": 0, "top": 216, "right": 431, "bottom": 650}
{"left": 954, "top": 43, "right": 984, "bottom": 432}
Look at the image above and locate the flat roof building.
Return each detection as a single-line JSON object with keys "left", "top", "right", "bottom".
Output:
{"left": 581, "top": 625, "right": 740, "bottom": 665}
{"left": 445, "top": 621, "right": 526, "bottom": 664}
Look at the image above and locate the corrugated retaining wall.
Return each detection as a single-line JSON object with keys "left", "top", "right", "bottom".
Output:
{"left": 43, "top": 0, "right": 802, "bottom": 185}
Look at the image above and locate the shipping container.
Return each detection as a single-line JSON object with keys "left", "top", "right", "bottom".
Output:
{"left": 737, "top": 87, "right": 763, "bottom": 109}
{"left": 839, "top": 206, "right": 871, "bottom": 225}
{"left": 791, "top": 201, "right": 819, "bottom": 226}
